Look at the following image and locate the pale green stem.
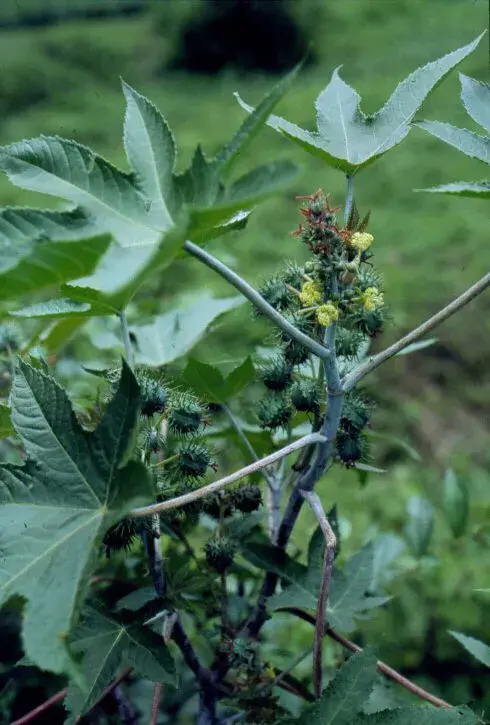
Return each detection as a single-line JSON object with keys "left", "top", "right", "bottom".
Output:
{"left": 184, "top": 240, "right": 330, "bottom": 360}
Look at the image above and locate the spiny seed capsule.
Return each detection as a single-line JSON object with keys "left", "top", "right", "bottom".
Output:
{"left": 281, "top": 263, "right": 305, "bottom": 289}
{"left": 354, "top": 309, "right": 384, "bottom": 337}
{"left": 283, "top": 340, "right": 310, "bottom": 366}
{"left": 177, "top": 442, "right": 212, "bottom": 478}
{"left": 202, "top": 491, "right": 233, "bottom": 519}
{"left": 280, "top": 311, "right": 313, "bottom": 343}
{"left": 336, "top": 430, "right": 367, "bottom": 467}
{"left": 290, "top": 378, "right": 320, "bottom": 413}
{"left": 232, "top": 483, "right": 262, "bottom": 513}
{"left": 103, "top": 518, "right": 139, "bottom": 555}
{"left": 168, "top": 394, "right": 205, "bottom": 436}
{"left": 341, "top": 392, "right": 373, "bottom": 433}
{"left": 335, "top": 327, "right": 365, "bottom": 358}
{"left": 356, "top": 267, "right": 383, "bottom": 292}
{"left": 259, "top": 357, "right": 294, "bottom": 391}
{"left": 258, "top": 276, "right": 293, "bottom": 312}
{"left": 139, "top": 377, "right": 168, "bottom": 416}
{"left": 258, "top": 394, "right": 294, "bottom": 431}
{"left": 205, "top": 535, "right": 236, "bottom": 573}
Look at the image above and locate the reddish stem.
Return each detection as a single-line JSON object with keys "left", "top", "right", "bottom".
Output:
{"left": 278, "top": 607, "right": 453, "bottom": 709}
{"left": 9, "top": 667, "right": 133, "bottom": 725}
{"left": 10, "top": 689, "right": 67, "bottom": 725}
{"left": 149, "top": 684, "right": 163, "bottom": 725}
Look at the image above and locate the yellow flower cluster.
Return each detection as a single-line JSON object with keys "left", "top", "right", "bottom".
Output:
{"left": 316, "top": 302, "right": 339, "bottom": 327}
{"left": 299, "top": 280, "right": 322, "bottom": 306}
{"left": 350, "top": 231, "right": 374, "bottom": 252}
{"left": 359, "top": 287, "right": 384, "bottom": 312}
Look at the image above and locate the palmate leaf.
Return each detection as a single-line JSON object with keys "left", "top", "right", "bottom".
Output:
{"left": 183, "top": 356, "right": 255, "bottom": 403}
{"left": 0, "top": 205, "right": 110, "bottom": 303}
{"left": 416, "top": 72, "right": 490, "bottom": 197}
{"left": 279, "top": 649, "right": 378, "bottom": 725}
{"left": 449, "top": 630, "right": 490, "bottom": 667}
{"left": 130, "top": 293, "right": 244, "bottom": 366}
{"left": 355, "top": 707, "right": 478, "bottom": 724}
{"left": 0, "top": 360, "right": 152, "bottom": 675}
{"left": 65, "top": 606, "right": 175, "bottom": 722}
{"left": 236, "top": 34, "right": 483, "bottom": 173}
{"left": 242, "top": 533, "right": 387, "bottom": 632}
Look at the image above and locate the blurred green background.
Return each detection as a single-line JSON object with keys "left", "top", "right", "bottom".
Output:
{"left": 0, "top": 0, "right": 489, "bottom": 720}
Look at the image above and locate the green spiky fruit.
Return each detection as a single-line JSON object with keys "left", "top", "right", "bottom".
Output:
{"left": 356, "top": 266, "right": 383, "bottom": 292}
{"left": 205, "top": 535, "right": 236, "bottom": 573}
{"left": 279, "top": 311, "right": 313, "bottom": 343}
{"left": 280, "top": 262, "right": 305, "bottom": 289}
{"left": 354, "top": 308, "right": 385, "bottom": 337}
{"left": 232, "top": 483, "right": 262, "bottom": 513}
{"left": 336, "top": 430, "right": 368, "bottom": 467}
{"left": 102, "top": 518, "right": 150, "bottom": 556}
{"left": 168, "top": 393, "right": 205, "bottom": 436}
{"left": 335, "top": 327, "right": 366, "bottom": 359}
{"left": 259, "top": 357, "right": 294, "bottom": 391}
{"left": 139, "top": 376, "right": 168, "bottom": 416}
{"left": 290, "top": 378, "right": 320, "bottom": 413}
{"left": 258, "top": 276, "right": 293, "bottom": 312}
{"left": 202, "top": 491, "right": 233, "bottom": 519}
{"left": 177, "top": 441, "right": 212, "bottom": 478}
{"left": 283, "top": 339, "right": 310, "bottom": 366}
{"left": 340, "top": 392, "right": 373, "bottom": 434}
{"left": 258, "top": 393, "right": 294, "bottom": 431}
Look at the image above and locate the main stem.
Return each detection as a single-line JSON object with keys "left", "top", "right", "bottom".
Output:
{"left": 240, "top": 178, "right": 351, "bottom": 641}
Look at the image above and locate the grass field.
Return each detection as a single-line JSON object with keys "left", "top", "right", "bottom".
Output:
{"left": 0, "top": 1, "right": 489, "bottom": 701}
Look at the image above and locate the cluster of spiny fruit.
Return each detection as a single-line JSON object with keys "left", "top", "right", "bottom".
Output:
{"left": 102, "top": 369, "right": 261, "bottom": 574}
{"left": 256, "top": 190, "right": 386, "bottom": 466}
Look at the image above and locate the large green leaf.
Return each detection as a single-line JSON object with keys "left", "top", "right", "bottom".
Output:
{"left": 65, "top": 606, "right": 175, "bottom": 722}
{"left": 419, "top": 181, "right": 490, "bottom": 198}
{"left": 355, "top": 707, "right": 478, "bottom": 724}
{"left": 0, "top": 230, "right": 110, "bottom": 303}
{"left": 415, "top": 122, "right": 490, "bottom": 164}
{"left": 449, "top": 630, "right": 490, "bottom": 667}
{"left": 131, "top": 294, "right": 244, "bottom": 366}
{"left": 460, "top": 73, "right": 490, "bottom": 134}
{"left": 122, "top": 80, "right": 178, "bottom": 230}
{"left": 243, "top": 534, "right": 386, "bottom": 632}
{"left": 0, "top": 137, "right": 161, "bottom": 248}
{"left": 236, "top": 35, "right": 483, "bottom": 173}
{"left": 216, "top": 63, "right": 300, "bottom": 176}
{"left": 183, "top": 356, "right": 255, "bottom": 403}
{"left": 279, "top": 649, "right": 378, "bottom": 725}
{"left": 0, "top": 360, "right": 152, "bottom": 674}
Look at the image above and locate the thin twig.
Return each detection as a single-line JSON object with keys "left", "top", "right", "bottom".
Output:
{"left": 119, "top": 311, "right": 134, "bottom": 368}
{"left": 130, "top": 433, "right": 325, "bottom": 518}
{"left": 9, "top": 688, "right": 67, "bottom": 725}
{"left": 149, "top": 684, "right": 162, "bottom": 725}
{"left": 342, "top": 272, "right": 490, "bottom": 392}
{"left": 300, "top": 491, "right": 337, "bottom": 698}
{"left": 113, "top": 684, "right": 138, "bottom": 725}
{"left": 279, "top": 608, "right": 454, "bottom": 709}
{"left": 222, "top": 403, "right": 274, "bottom": 487}
{"left": 184, "top": 240, "right": 331, "bottom": 360}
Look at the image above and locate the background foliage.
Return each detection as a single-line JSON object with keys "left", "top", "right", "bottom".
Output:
{"left": 0, "top": 0, "right": 488, "bottom": 722}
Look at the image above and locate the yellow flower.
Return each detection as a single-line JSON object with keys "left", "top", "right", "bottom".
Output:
{"left": 359, "top": 287, "right": 384, "bottom": 312}
{"left": 316, "top": 302, "right": 339, "bottom": 327}
{"left": 350, "top": 231, "right": 374, "bottom": 252}
{"left": 299, "top": 280, "right": 322, "bottom": 306}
